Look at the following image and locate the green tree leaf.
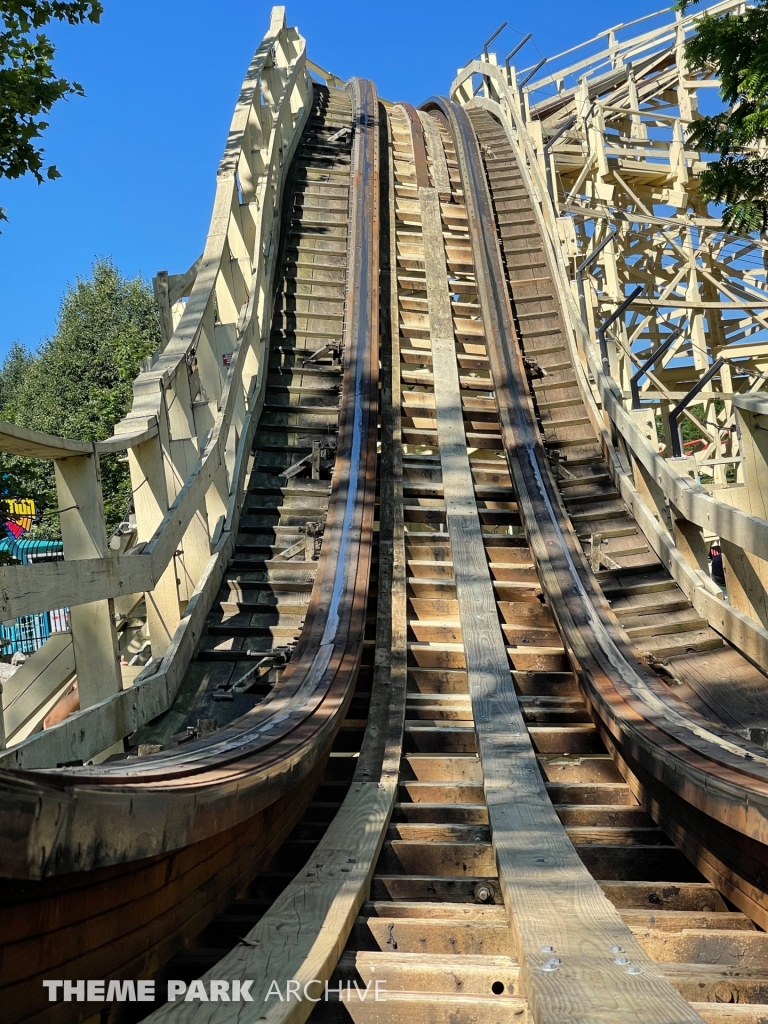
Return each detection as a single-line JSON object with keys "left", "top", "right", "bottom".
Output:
{"left": 0, "top": 259, "right": 160, "bottom": 538}
{"left": 677, "top": 0, "right": 768, "bottom": 231}
{"left": 0, "top": 0, "right": 102, "bottom": 221}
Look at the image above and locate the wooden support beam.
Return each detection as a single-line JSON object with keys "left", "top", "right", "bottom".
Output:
{"left": 128, "top": 430, "right": 181, "bottom": 659}
{"left": 719, "top": 395, "right": 768, "bottom": 629}
{"left": 1, "top": 632, "right": 75, "bottom": 743}
{"left": 53, "top": 451, "right": 122, "bottom": 711}
{"left": 153, "top": 270, "right": 173, "bottom": 351}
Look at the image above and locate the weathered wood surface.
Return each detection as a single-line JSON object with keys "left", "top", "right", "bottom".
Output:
{"left": 448, "top": 60, "right": 768, "bottom": 676}
{"left": 130, "top": 77, "right": 389, "bottom": 1024}
{"left": 417, "top": 122, "right": 705, "bottom": 1024}
{"left": 0, "top": 6, "right": 310, "bottom": 664}
{"left": 0, "top": 76, "right": 379, "bottom": 889}
{"left": 0, "top": 59, "right": 381, "bottom": 1024}
{"left": 0, "top": 7, "right": 312, "bottom": 767}
{"left": 1, "top": 633, "right": 75, "bottom": 742}
{"left": 439, "top": 94, "right": 768, "bottom": 934}
{"left": 0, "top": 758, "right": 326, "bottom": 1024}
{"left": 54, "top": 452, "right": 123, "bottom": 711}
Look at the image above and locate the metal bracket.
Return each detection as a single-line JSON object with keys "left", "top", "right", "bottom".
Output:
{"left": 233, "top": 644, "right": 295, "bottom": 694}
{"left": 302, "top": 340, "right": 342, "bottom": 366}
{"left": 523, "top": 356, "right": 547, "bottom": 381}
{"left": 574, "top": 230, "right": 617, "bottom": 327}
{"left": 597, "top": 286, "right": 643, "bottom": 376}
{"left": 326, "top": 125, "right": 352, "bottom": 144}
{"left": 300, "top": 519, "right": 326, "bottom": 561}
{"left": 667, "top": 358, "right": 725, "bottom": 458}
{"left": 547, "top": 448, "right": 574, "bottom": 480}
{"left": 590, "top": 533, "right": 620, "bottom": 573}
{"left": 282, "top": 439, "right": 336, "bottom": 482}
{"left": 629, "top": 327, "right": 683, "bottom": 410}
{"left": 283, "top": 440, "right": 323, "bottom": 481}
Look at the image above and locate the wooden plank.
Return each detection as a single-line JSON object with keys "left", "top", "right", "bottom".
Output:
{"left": 167, "top": 254, "right": 204, "bottom": 306}
{"left": 467, "top": 100, "right": 768, "bottom": 932}
{"left": 664, "top": 648, "right": 768, "bottom": 740}
{"left": 338, "top": 950, "right": 520, "bottom": 994}
{"left": 53, "top": 453, "right": 123, "bottom": 713}
{"left": 0, "top": 79, "right": 374, "bottom": 896}
{"left": 419, "top": 110, "right": 452, "bottom": 201}
{"left": 2, "top": 633, "right": 75, "bottom": 740}
{"left": 0, "top": 419, "right": 93, "bottom": 459}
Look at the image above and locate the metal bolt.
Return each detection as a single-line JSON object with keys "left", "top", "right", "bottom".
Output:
{"left": 613, "top": 957, "right": 630, "bottom": 966}
{"left": 540, "top": 961, "right": 559, "bottom": 972}
{"left": 609, "top": 946, "right": 624, "bottom": 954}
{"left": 626, "top": 966, "right": 643, "bottom": 975}
{"left": 540, "top": 946, "right": 555, "bottom": 953}
{"left": 474, "top": 882, "right": 492, "bottom": 903}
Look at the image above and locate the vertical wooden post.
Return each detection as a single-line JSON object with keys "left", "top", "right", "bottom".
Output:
{"left": 54, "top": 450, "right": 122, "bottom": 709}
{"left": 163, "top": 369, "right": 212, "bottom": 605}
{"left": 628, "top": 409, "right": 672, "bottom": 533}
{"left": 128, "top": 431, "right": 181, "bottom": 658}
{"left": 665, "top": 456, "right": 712, "bottom": 576}
{"left": 719, "top": 396, "right": 768, "bottom": 628}
{"left": 0, "top": 685, "right": 6, "bottom": 751}
{"left": 153, "top": 271, "right": 173, "bottom": 351}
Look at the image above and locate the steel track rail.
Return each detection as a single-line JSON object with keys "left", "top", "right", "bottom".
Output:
{"left": 409, "top": 94, "right": 711, "bottom": 1024}
{"left": 0, "top": 78, "right": 380, "bottom": 1024}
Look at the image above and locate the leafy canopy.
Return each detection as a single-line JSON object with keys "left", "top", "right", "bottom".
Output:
{"left": 0, "top": 259, "right": 159, "bottom": 536}
{"left": 0, "top": 0, "right": 102, "bottom": 220}
{"left": 678, "top": 0, "right": 768, "bottom": 232}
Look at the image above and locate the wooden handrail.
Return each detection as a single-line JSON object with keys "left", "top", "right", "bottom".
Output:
{"left": 0, "top": 74, "right": 380, "bottom": 889}
{"left": 0, "top": 5, "right": 314, "bottom": 761}
{"left": 0, "top": 11, "right": 307, "bottom": 619}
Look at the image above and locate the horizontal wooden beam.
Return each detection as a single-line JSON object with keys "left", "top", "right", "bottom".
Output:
{"left": 96, "top": 419, "right": 159, "bottom": 453}
{"left": 0, "top": 421, "right": 94, "bottom": 459}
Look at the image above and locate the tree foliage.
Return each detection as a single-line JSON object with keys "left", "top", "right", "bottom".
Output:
{"left": 0, "top": 259, "right": 159, "bottom": 536}
{"left": 678, "top": 0, "right": 768, "bottom": 232}
{"left": 0, "top": 0, "right": 102, "bottom": 221}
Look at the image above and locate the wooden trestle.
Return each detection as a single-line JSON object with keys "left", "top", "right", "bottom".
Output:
{"left": 8, "top": 21, "right": 768, "bottom": 1024}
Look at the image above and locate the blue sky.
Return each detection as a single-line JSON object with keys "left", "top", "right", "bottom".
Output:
{"left": 0, "top": 0, "right": 669, "bottom": 359}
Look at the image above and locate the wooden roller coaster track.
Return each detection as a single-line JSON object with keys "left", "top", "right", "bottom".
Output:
{"left": 5, "top": 5, "right": 768, "bottom": 1024}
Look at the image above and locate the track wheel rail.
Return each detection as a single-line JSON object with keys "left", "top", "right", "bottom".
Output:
{"left": 421, "top": 93, "right": 710, "bottom": 1024}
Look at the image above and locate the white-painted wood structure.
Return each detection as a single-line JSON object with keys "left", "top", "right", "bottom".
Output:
{"left": 11, "top": 8, "right": 768, "bottom": 1024}
{"left": 0, "top": 7, "right": 317, "bottom": 764}
{"left": 451, "top": 1, "right": 768, "bottom": 686}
